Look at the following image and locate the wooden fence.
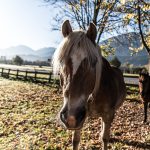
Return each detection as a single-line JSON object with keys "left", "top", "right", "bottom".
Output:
{"left": 0, "top": 67, "right": 57, "bottom": 85}
{"left": 123, "top": 74, "right": 139, "bottom": 87}
{"left": 0, "top": 67, "right": 139, "bottom": 87}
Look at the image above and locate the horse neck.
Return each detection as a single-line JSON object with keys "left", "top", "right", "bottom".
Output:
{"left": 148, "top": 76, "right": 150, "bottom": 91}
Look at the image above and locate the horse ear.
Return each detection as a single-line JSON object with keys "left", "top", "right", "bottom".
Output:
{"left": 87, "top": 23, "right": 97, "bottom": 43}
{"left": 62, "top": 20, "right": 72, "bottom": 37}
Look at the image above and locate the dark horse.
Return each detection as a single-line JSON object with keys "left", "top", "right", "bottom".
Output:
{"left": 139, "top": 71, "right": 150, "bottom": 122}
{"left": 53, "top": 20, "right": 126, "bottom": 150}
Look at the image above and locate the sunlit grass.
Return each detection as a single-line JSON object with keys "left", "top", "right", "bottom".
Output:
{"left": 0, "top": 78, "right": 149, "bottom": 149}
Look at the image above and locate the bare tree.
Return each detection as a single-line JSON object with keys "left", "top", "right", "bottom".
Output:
{"left": 44, "top": 0, "right": 120, "bottom": 44}
{"left": 44, "top": 0, "right": 150, "bottom": 58}
{"left": 116, "top": 0, "right": 150, "bottom": 55}
{"left": 137, "top": 0, "right": 150, "bottom": 55}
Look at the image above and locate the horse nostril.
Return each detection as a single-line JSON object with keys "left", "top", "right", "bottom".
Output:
{"left": 67, "top": 116, "right": 76, "bottom": 128}
{"left": 60, "top": 111, "right": 67, "bottom": 123}
{"left": 76, "top": 107, "right": 86, "bottom": 123}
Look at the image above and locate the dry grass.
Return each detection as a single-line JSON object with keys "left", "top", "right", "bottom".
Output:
{"left": 0, "top": 78, "right": 149, "bottom": 150}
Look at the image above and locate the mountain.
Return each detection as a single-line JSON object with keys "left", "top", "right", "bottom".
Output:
{"left": 0, "top": 45, "right": 35, "bottom": 56}
{"left": 0, "top": 32, "right": 149, "bottom": 65}
{"left": 101, "top": 32, "right": 149, "bottom": 66}
{"left": 0, "top": 45, "right": 55, "bottom": 61}
{"left": 36, "top": 47, "right": 55, "bottom": 58}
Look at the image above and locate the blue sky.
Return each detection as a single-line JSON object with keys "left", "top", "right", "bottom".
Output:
{"left": 0, "top": 0, "right": 61, "bottom": 50}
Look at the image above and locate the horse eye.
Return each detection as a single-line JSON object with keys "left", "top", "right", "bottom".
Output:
{"left": 64, "top": 89, "right": 69, "bottom": 97}
{"left": 139, "top": 80, "right": 144, "bottom": 84}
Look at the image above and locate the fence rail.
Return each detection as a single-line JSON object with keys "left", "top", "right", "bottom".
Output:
{"left": 0, "top": 67, "right": 139, "bottom": 87}
{"left": 124, "top": 74, "right": 139, "bottom": 87}
{"left": 0, "top": 67, "right": 56, "bottom": 85}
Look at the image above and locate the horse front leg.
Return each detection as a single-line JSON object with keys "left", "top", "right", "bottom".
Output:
{"left": 72, "top": 130, "right": 81, "bottom": 150}
{"left": 100, "top": 113, "right": 114, "bottom": 150}
{"left": 144, "top": 101, "right": 148, "bottom": 122}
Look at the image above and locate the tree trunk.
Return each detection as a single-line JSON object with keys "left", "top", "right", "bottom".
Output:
{"left": 137, "top": 4, "right": 150, "bottom": 55}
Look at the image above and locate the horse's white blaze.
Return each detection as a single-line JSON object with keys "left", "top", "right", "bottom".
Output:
{"left": 71, "top": 50, "right": 87, "bottom": 75}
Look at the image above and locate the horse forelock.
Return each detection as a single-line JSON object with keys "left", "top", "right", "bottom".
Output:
{"left": 52, "top": 30, "right": 102, "bottom": 98}
{"left": 53, "top": 31, "right": 101, "bottom": 72}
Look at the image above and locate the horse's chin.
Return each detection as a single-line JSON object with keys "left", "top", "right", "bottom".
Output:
{"left": 62, "top": 119, "right": 85, "bottom": 130}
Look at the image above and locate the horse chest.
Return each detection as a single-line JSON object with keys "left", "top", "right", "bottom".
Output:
{"left": 88, "top": 98, "right": 112, "bottom": 117}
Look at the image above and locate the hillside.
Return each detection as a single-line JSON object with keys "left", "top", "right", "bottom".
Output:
{"left": 101, "top": 32, "right": 149, "bottom": 66}
{"left": 0, "top": 45, "right": 55, "bottom": 61}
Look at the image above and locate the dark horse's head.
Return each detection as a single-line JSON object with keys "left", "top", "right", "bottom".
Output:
{"left": 139, "top": 71, "right": 150, "bottom": 99}
{"left": 52, "top": 20, "right": 102, "bottom": 130}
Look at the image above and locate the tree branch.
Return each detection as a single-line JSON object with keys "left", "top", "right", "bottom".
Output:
{"left": 137, "top": 3, "right": 150, "bottom": 55}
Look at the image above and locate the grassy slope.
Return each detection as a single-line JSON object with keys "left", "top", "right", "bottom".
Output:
{"left": 0, "top": 78, "right": 150, "bottom": 150}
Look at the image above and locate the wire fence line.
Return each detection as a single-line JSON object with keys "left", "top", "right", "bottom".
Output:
{"left": 0, "top": 67, "right": 139, "bottom": 87}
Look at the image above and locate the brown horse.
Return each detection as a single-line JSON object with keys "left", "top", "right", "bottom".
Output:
{"left": 139, "top": 71, "right": 150, "bottom": 122}
{"left": 53, "top": 20, "right": 126, "bottom": 150}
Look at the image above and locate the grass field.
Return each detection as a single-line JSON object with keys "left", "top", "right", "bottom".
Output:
{"left": 0, "top": 78, "right": 150, "bottom": 150}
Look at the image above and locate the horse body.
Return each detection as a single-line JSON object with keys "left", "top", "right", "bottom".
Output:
{"left": 53, "top": 20, "right": 126, "bottom": 150}
{"left": 87, "top": 57, "right": 126, "bottom": 150}
{"left": 139, "top": 72, "right": 150, "bottom": 122}
{"left": 88, "top": 58, "right": 126, "bottom": 116}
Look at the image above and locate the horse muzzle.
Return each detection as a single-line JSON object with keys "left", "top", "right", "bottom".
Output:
{"left": 60, "top": 108, "right": 86, "bottom": 130}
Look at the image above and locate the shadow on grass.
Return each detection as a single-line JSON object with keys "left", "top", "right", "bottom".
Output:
{"left": 110, "top": 137, "right": 150, "bottom": 149}
{"left": 126, "top": 98, "right": 142, "bottom": 103}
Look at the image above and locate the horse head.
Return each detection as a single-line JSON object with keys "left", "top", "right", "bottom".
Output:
{"left": 53, "top": 20, "right": 102, "bottom": 129}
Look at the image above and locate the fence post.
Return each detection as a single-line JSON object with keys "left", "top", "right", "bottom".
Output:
{"left": 35, "top": 71, "right": 37, "bottom": 82}
{"left": 25, "top": 71, "right": 28, "bottom": 80}
{"left": 48, "top": 72, "right": 52, "bottom": 84}
{"left": 1, "top": 68, "right": 4, "bottom": 77}
{"left": 8, "top": 69, "right": 10, "bottom": 78}
{"left": 16, "top": 70, "right": 19, "bottom": 79}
